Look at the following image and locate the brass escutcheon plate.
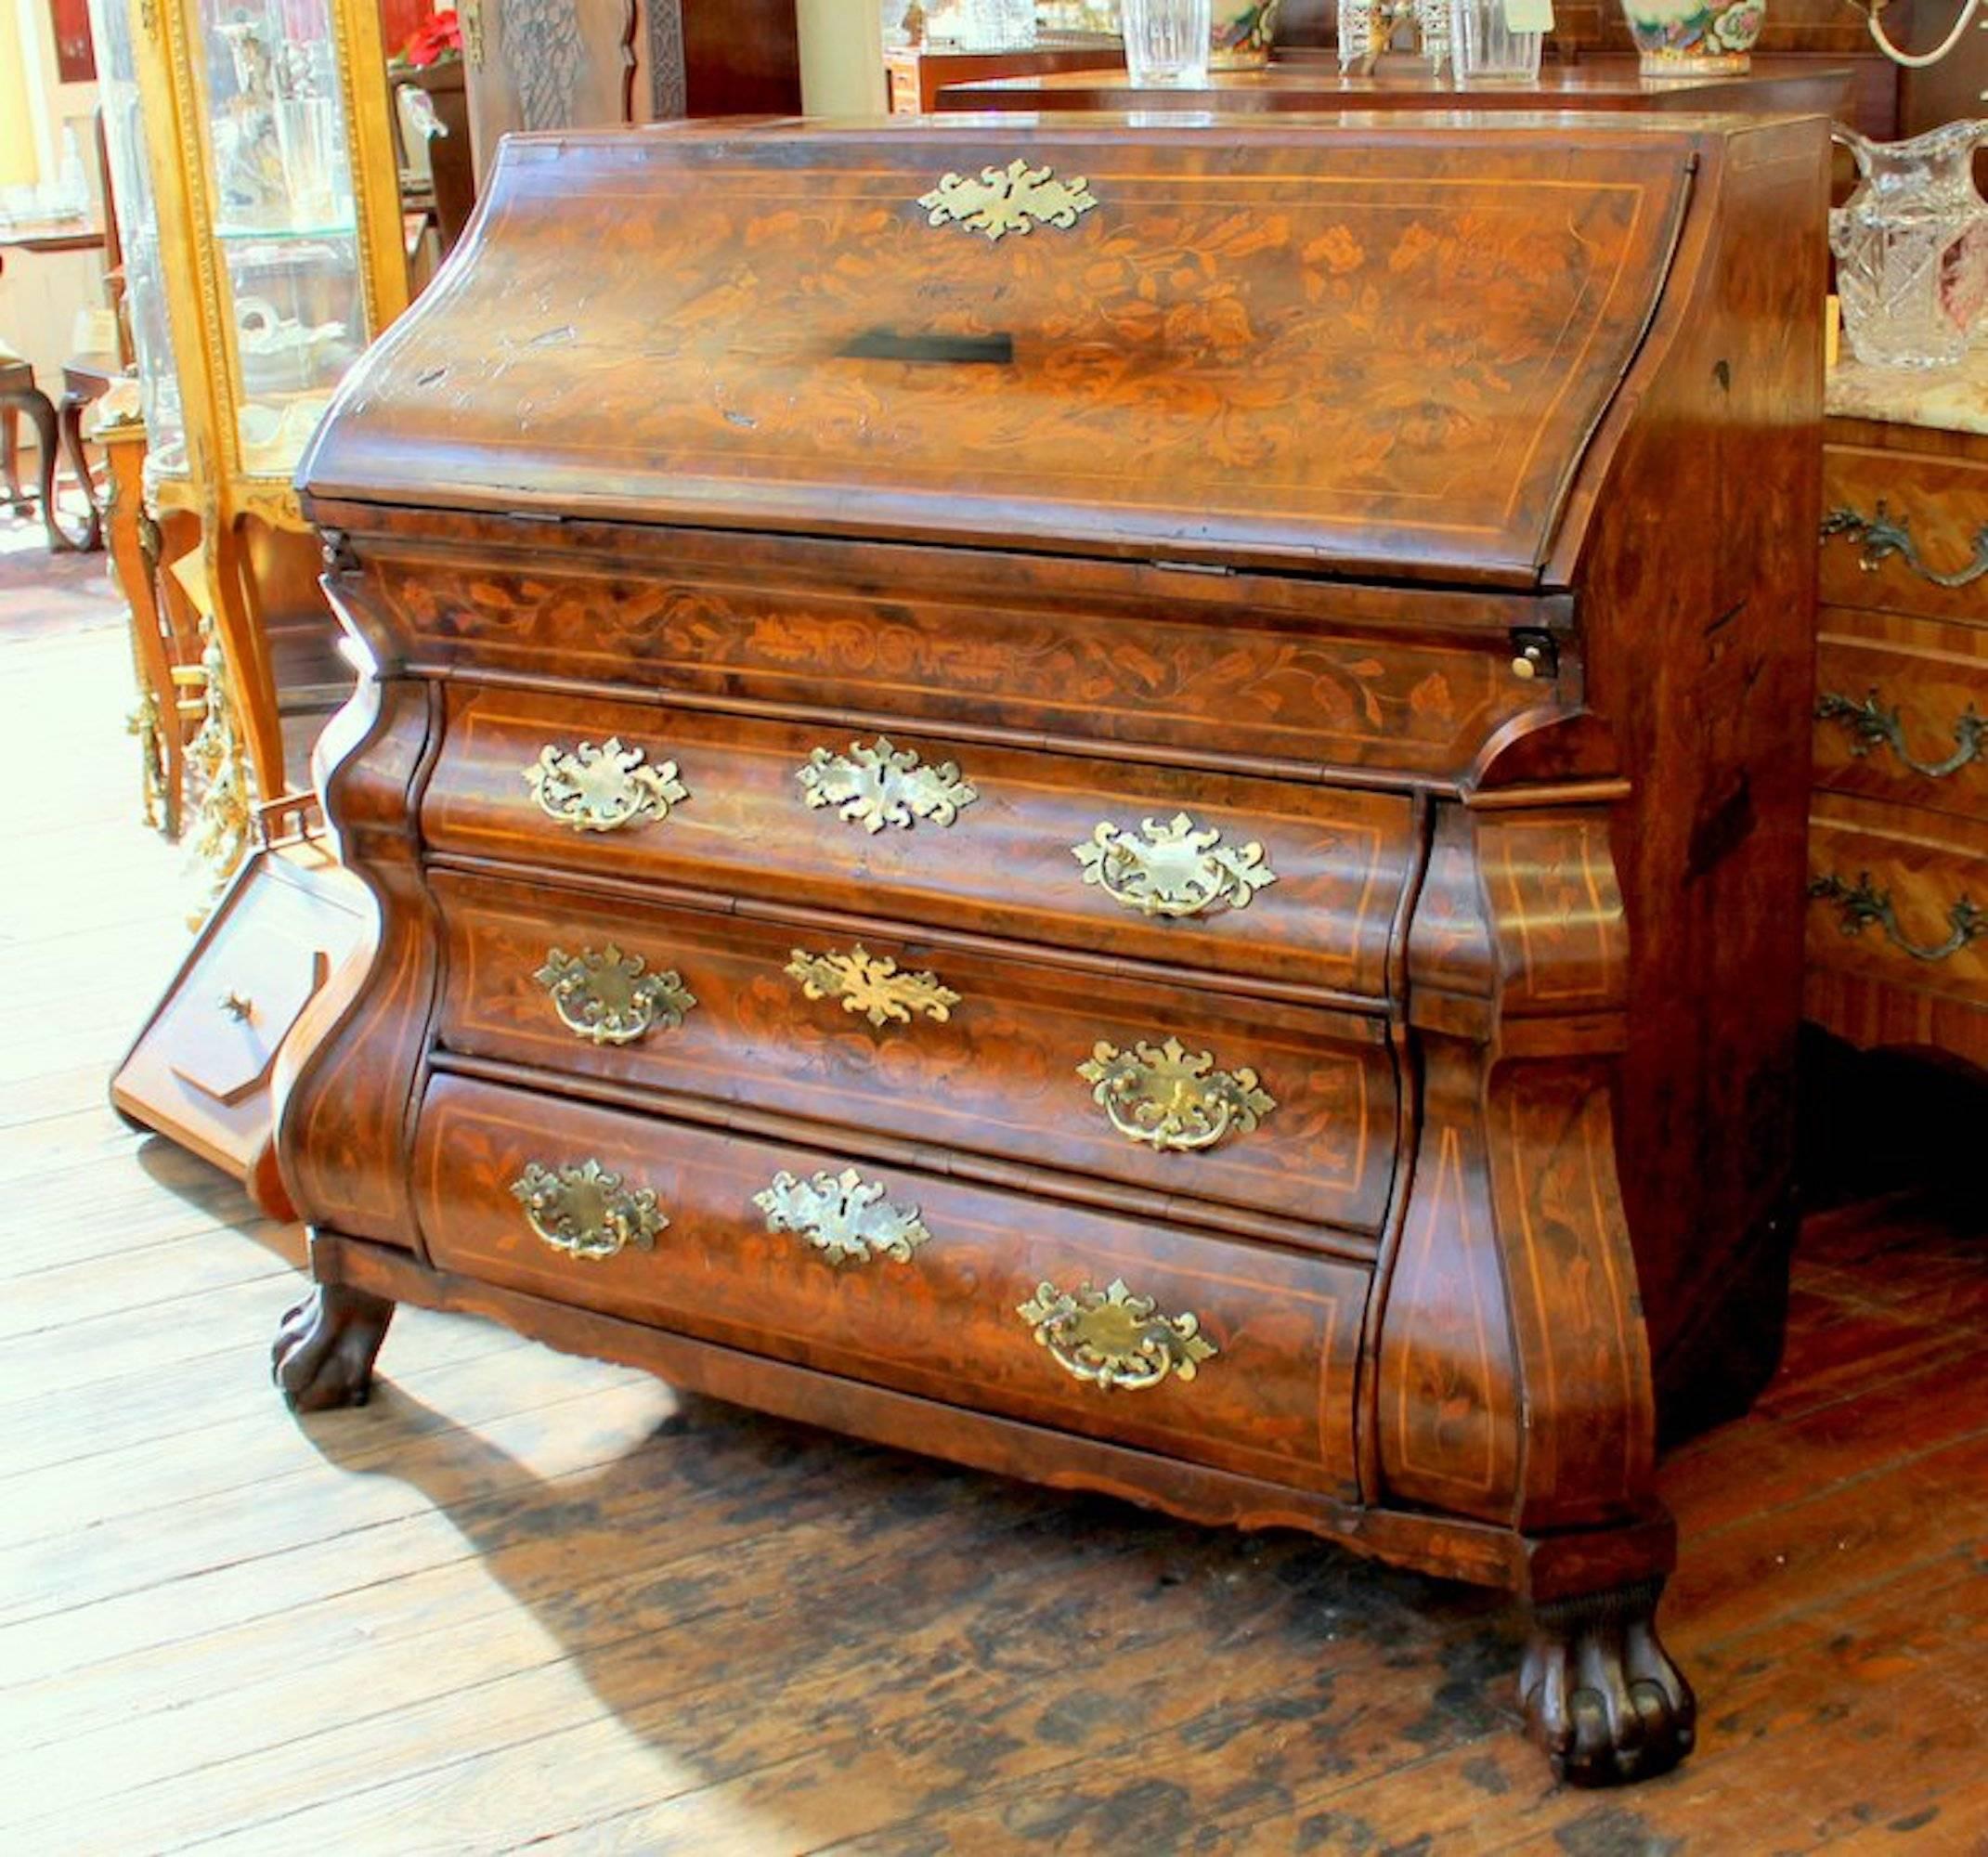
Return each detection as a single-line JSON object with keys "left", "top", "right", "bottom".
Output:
{"left": 754, "top": 1166, "right": 930, "bottom": 1266}
{"left": 917, "top": 159, "right": 1098, "bottom": 242}
{"left": 797, "top": 736, "right": 977, "bottom": 835}
{"left": 786, "top": 944, "right": 959, "bottom": 1028}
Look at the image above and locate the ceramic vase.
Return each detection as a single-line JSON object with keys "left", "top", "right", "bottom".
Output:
{"left": 1210, "top": 0, "right": 1281, "bottom": 67}
{"left": 1617, "top": 0, "right": 1763, "bottom": 74}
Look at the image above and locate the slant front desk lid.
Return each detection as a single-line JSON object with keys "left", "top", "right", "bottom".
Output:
{"left": 299, "top": 115, "right": 1704, "bottom": 586}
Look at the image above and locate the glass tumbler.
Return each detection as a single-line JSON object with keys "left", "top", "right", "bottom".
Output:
{"left": 1121, "top": 0, "right": 1213, "bottom": 85}
{"left": 1448, "top": 0, "right": 1544, "bottom": 80}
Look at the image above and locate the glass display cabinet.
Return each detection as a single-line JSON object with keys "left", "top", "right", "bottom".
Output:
{"left": 88, "top": 0, "right": 409, "bottom": 822}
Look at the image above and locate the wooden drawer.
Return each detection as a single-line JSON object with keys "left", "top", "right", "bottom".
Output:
{"left": 341, "top": 526, "right": 1543, "bottom": 783}
{"left": 432, "top": 871, "right": 1399, "bottom": 1240}
{"left": 1813, "top": 606, "right": 1988, "bottom": 823}
{"left": 1807, "top": 790, "right": 1988, "bottom": 1006}
{"left": 1821, "top": 443, "right": 1988, "bottom": 626}
{"left": 422, "top": 683, "right": 1418, "bottom": 1003}
{"left": 412, "top": 1075, "right": 1367, "bottom": 1497}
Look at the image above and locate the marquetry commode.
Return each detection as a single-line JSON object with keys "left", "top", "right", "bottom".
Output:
{"left": 274, "top": 113, "right": 1831, "bottom": 1786}
{"left": 1809, "top": 344, "right": 1988, "bottom": 1073}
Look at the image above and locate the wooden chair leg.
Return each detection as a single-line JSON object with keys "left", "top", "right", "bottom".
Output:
{"left": 0, "top": 402, "right": 23, "bottom": 511}
{"left": 18, "top": 388, "right": 71, "bottom": 552}
{"left": 57, "top": 392, "right": 104, "bottom": 552}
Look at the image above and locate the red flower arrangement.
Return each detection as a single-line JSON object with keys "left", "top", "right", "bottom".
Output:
{"left": 395, "top": 9, "right": 462, "bottom": 68}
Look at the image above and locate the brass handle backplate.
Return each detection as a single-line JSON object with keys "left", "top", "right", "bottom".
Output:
{"left": 511, "top": 1159, "right": 667, "bottom": 1261}
{"left": 1817, "top": 689, "right": 1986, "bottom": 782}
{"left": 786, "top": 944, "right": 959, "bottom": 1028}
{"left": 525, "top": 737, "right": 688, "bottom": 833}
{"left": 1073, "top": 812, "right": 1276, "bottom": 918}
{"left": 1823, "top": 501, "right": 1988, "bottom": 591}
{"left": 754, "top": 1166, "right": 931, "bottom": 1266}
{"left": 1810, "top": 871, "right": 1988, "bottom": 965}
{"left": 536, "top": 944, "right": 695, "bottom": 1045}
{"left": 1077, "top": 1037, "right": 1275, "bottom": 1152}
{"left": 797, "top": 736, "right": 977, "bottom": 834}
{"left": 1017, "top": 1278, "right": 1216, "bottom": 1392}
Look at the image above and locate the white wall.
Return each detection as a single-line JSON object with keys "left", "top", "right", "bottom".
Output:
{"left": 798, "top": 0, "right": 887, "bottom": 114}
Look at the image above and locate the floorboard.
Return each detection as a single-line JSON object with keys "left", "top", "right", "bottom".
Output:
{"left": 2, "top": 520, "right": 1983, "bottom": 1854}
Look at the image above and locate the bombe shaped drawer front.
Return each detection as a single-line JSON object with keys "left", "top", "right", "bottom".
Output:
{"left": 422, "top": 685, "right": 1415, "bottom": 1001}
{"left": 413, "top": 1075, "right": 1366, "bottom": 1497}
{"left": 432, "top": 872, "right": 1398, "bottom": 1240}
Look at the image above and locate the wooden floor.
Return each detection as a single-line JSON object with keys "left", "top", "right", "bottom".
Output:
{"left": 2, "top": 520, "right": 1985, "bottom": 1855}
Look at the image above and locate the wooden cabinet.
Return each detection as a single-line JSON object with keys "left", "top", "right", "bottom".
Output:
{"left": 274, "top": 114, "right": 1831, "bottom": 1787}
{"left": 1810, "top": 353, "right": 1988, "bottom": 1072}
{"left": 458, "top": 0, "right": 800, "bottom": 179}
{"left": 85, "top": 0, "right": 409, "bottom": 808}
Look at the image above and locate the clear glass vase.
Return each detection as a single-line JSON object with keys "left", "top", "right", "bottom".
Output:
{"left": 1448, "top": 0, "right": 1542, "bottom": 79}
{"left": 1830, "top": 120, "right": 1988, "bottom": 371}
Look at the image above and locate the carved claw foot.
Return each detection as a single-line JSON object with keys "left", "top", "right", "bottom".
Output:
{"left": 1520, "top": 1579, "right": 1696, "bottom": 1786}
{"left": 272, "top": 1281, "right": 396, "bottom": 1413}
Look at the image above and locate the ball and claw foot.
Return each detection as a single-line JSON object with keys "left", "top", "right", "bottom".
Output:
{"left": 272, "top": 1281, "right": 395, "bottom": 1413}
{"left": 1520, "top": 1579, "right": 1696, "bottom": 1786}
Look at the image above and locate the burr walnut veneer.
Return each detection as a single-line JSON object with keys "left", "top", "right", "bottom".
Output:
{"left": 274, "top": 114, "right": 1831, "bottom": 1787}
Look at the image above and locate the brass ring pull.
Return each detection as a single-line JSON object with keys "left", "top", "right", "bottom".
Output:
{"left": 754, "top": 1166, "right": 930, "bottom": 1266}
{"left": 797, "top": 736, "right": 977, "bottom": 834}
{"left": 1077, "top": 1037, "right": 1275, "bottom": 1152}
{"left": 1073, "top": 812, "right": 1277, "bottom": 918}
{"left": 511, "top": 1159, "right": 667, "bottom": 1261}
{"left": 1810, "top": 871, "right": 1988, "bottom": 965}
{"left": 536, "top": 944, "right": 695, "bottom": 1045}
{"left": 525, "top": 737, "right": 688, "bottom": 833}
{"left": 1017, "top": 1278, "right": 1216, "bottom": 1392}
{"left": 1817, "top": 690, "right": 1986, "bottom": 782}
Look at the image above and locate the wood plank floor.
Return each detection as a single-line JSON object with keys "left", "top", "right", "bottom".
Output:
{"left": 2, "top": 525, "right": 1984, "bottom": 1855}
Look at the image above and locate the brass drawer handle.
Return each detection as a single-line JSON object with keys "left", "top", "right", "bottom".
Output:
{"left": 786, "top": 944, "right": 959, "bottom": 1028}
{"left": 1078, "top": 1037, "right": 1274, "bottom": 1152}
{"left": 1017, "top": 1278, "right": 1216, "bottom": 1392}
{"left": 1822, "top": 501, "right": 1988, "bottom": 591}
{"left": 754, "top": 1166, "right": 931, "bottom": 1266}
{"left": 511, "top": 1159, "right": 667, "bottom": 1261}
{"left": 917, "top": 159, "right": 1098, "bottom": 243}
{"left": 1817, "top": 689, "right": 1986, "bottom": 782}
{"left": 797, "top": 736, "right": 977, "bottom": 834}
{"left": 1073, "top": 812, "right": 1277, "bottom": 918}
{"left": 1810, "top": 870, "right": 1988, "bottom": 965}
{"left": 525, "top": 737, "right": 688, "bottom": 833}
{"left": 536, "top": 944, "right": 695, "bottom": 1045}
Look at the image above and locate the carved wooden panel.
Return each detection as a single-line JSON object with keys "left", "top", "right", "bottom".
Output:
{"left": 413, "top": 1073, "right": 1368, "bottom": 1495}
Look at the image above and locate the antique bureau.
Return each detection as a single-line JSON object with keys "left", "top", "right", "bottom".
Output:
{"left": 275, "top": 113, "right": 1830, "bottom": 1786}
